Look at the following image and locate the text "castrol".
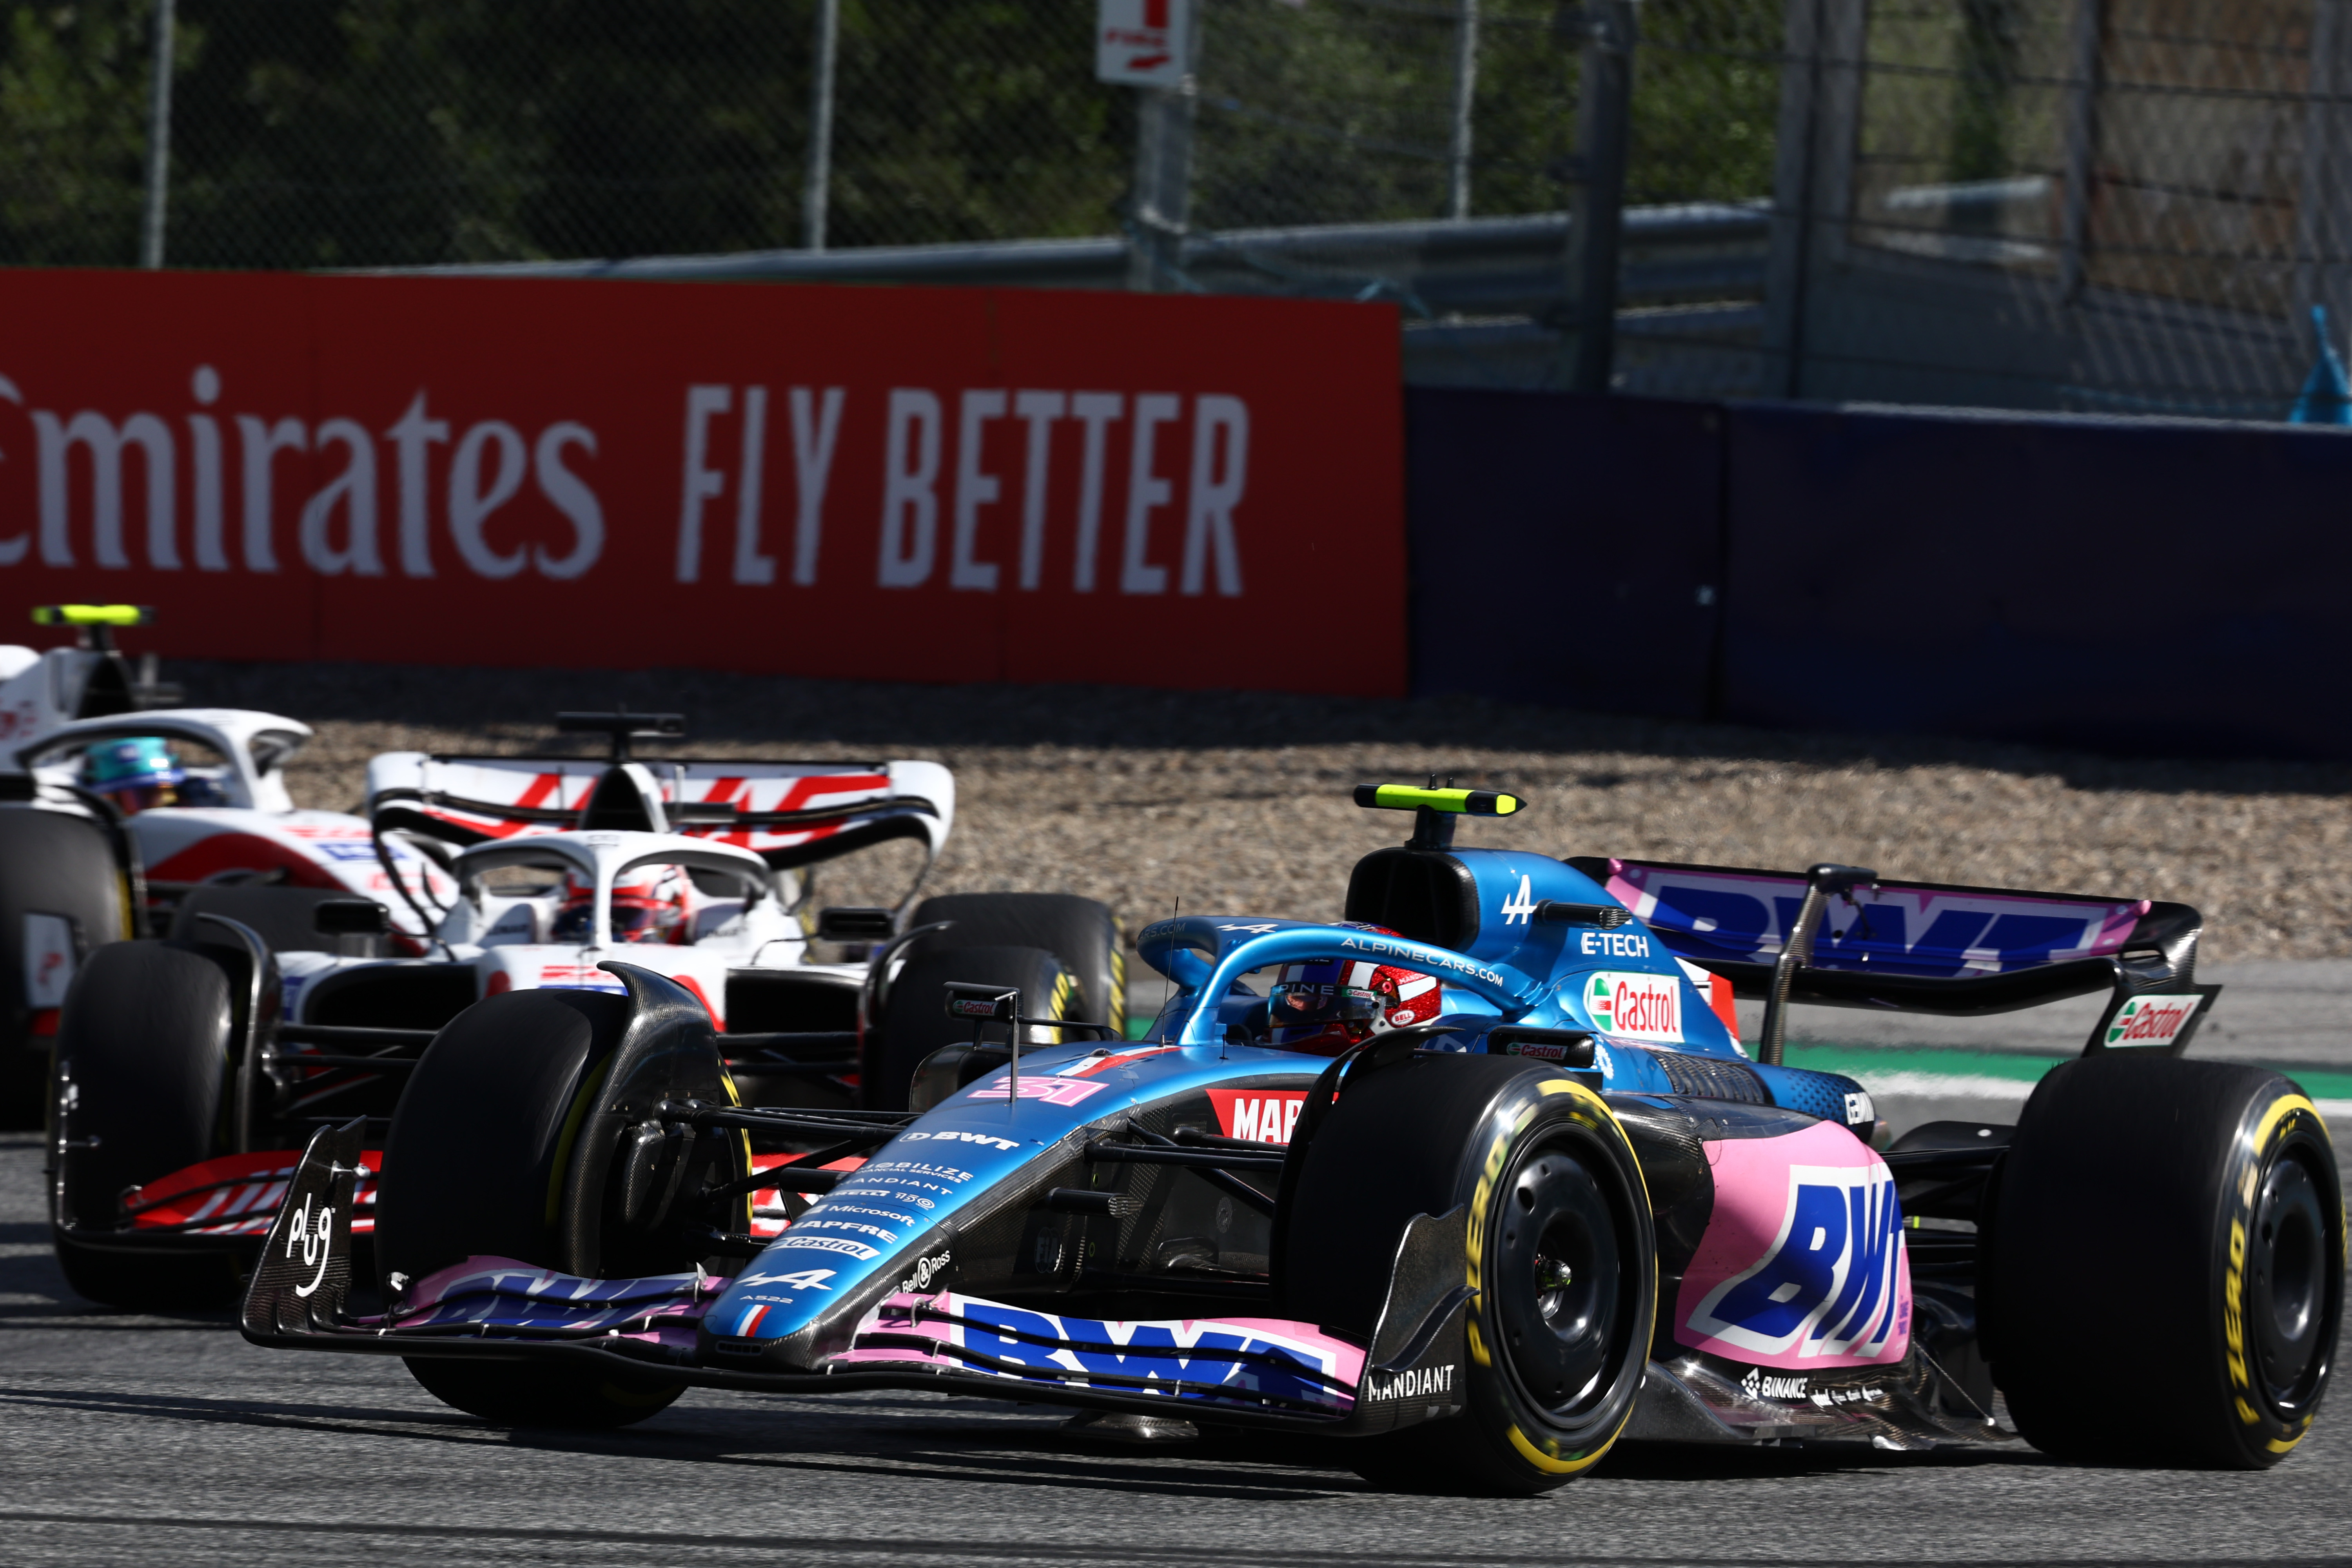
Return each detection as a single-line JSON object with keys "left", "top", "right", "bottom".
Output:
{"left": 2105, "top": 995, "right": 2199, "bottom": 1048}
{"left": 1586, "top": 970, "right": 1684, "bottom": 1045}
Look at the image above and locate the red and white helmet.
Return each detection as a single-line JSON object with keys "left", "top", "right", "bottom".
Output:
{"left": 1266, "top": 927, "right": 1440, "bottom": 1055}
{"left": 551, "top": 863, "right": 693, "bottom": 946}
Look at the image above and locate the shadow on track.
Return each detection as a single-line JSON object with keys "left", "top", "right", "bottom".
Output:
{"left": 0, "top": 1218, "right": 236, "bottom": 1333}
{"left": 0, "top": 1379, "right": 1370, "bottom": 1501}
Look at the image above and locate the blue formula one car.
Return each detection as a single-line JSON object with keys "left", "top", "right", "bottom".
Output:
{"left": 243, "top": 785, "right": 2341, "bottom": 1494}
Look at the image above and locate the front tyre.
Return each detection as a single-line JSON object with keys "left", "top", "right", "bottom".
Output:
{"left": 51, "top": 941, "right": 241, "bottom": 1308}
{"left": 908, "top": 893, "right": 1122, "bottom": 1028}
{"left": 376, "top": 969, "right": 747, "bottom": 1428}
{"left": 1985, "top": 1053, "right": 2342, "bottom": 1468}
{"left": 1278, "top": 1053, "right": 1656, "bottom": 1495}
{"left": 866, "top": 944, "right": 1072, "bottom": 1112}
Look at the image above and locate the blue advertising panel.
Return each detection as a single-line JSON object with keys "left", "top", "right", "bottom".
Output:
{"left": 1405, "top": 387, "right": 1724, "bottom": 720}
{"left": 1720, "top": 400, "right": 2352, "bottom": 759}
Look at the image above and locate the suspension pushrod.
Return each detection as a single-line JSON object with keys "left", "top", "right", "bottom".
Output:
{"left": 655, "top": 1100, "right": 911, "bottom": 1143}
{"left": 1084, "top": 1141, "right": 1286, "bottom": 1171}
{"left": 277, "top": 1024, "right": 441, "bottom": 1047}
{"left": 720, "top": 1031, "right": 858, "bottom": 1057}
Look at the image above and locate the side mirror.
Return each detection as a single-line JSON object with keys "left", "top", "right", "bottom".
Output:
{"left": 313, "top": 899, "right": 392, "bottom": 936}
{"left": 1533, "top": 900, "right": 1633, "bottom": 929}
{"left": 944, "top": 982, "right": 1019, "bottom": 1024}
{"left": 817, "top": 906, "right": 895, "bottom": 942}
{"left": 907, "top": 1041, "right": 1014, "bottom": 1112}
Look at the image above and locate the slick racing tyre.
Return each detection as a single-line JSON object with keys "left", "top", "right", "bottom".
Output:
{"left": 1278, "top": 1052, "right": 1656, "bottom": 1495}
{"left": 865, "top": 944, "right": 1073, "bottom": 1112}
{"left": 0, "top": 808, "right": 130, "bottom": 1129}
{"left": 51, "top": 942, "right": 242, "bottom": 1308}
{"left": 1984, "top": 1053, "right": 2342, "bottom": 1468}
{"left": 909, "top": 893, "right": 1123, "bottom": 1031}
{"left": 376, "top": 969, "right": 750, "bottom": 1428}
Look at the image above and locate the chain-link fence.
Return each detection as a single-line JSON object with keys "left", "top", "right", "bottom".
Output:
{"left": 0, "top": 0, "right": 1139, "bottom": 268}
{"left": 0, "top": 7, "right": 1770, "bottom": 236}
{"left": 0, "top": 0, "right": 2328, "bottom": 416}
{"left": 1777, "top": 0, "right": 2347, "bottom": 416}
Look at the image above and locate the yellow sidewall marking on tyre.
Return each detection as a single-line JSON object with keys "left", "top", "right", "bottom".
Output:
{"left": 1466, "top": 1116, "right": 1516, "bottom": 1367}
{"left": 1508, "top": 1419, "right": 1623, "bottom": 1475}
{"left": 2226, "top": 1093, "right": 2325, "bottom": 1426}
{"left": 1537, "top": 1077, "right": 1607, "bottom": 1114}
{"left": 546, "top": 1056, "right": 614, "bottom": 1227}
{"left": 1474, "top": 1079, "right": 1660, "bottom": 1432}
{"left": 1047, "top": 970, "right": 1074, "bottom": 1046}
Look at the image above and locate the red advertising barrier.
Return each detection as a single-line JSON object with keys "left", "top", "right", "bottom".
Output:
{"left": 0, "top": 271, "right": 1405, "bottom": 695}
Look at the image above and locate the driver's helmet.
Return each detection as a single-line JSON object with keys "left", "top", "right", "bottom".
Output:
{"left": 550, "top": 863, "right": 693, "bottom": 946}
{"left": 83, "top": 735, "right": 185, "bottom": 814}
{"left": 1266, "top": 927, "right": 1440, "bottom": 1054}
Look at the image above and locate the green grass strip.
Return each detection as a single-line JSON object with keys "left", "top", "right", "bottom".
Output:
{"left": 1781, "top": 1044, "right": 2062, "bottom": 1085}
{"left": 1784, "top": 1042, "right": 2352, "bottom": 1101}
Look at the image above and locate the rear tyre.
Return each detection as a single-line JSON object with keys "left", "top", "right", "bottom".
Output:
{"left": 865, "top": 944, "right": 1071, "bottom": 1112}
{"left": 51, "top": 941, "right": 241, "bottom": 1308}
{"left": 377, "top": 973, "right": 746, "bottom": 1428}
{"left": 1278, "top": 1053, "right": 1655, "bottom": 1496}
{"left": 0, "top": 809, "right": 130, "bottom": 1129}
{"left": 1985, "top": 1053, "right": 2341, "bottom": 1468}
{"left": 909, "top": 893, "right": 1122, "bottom": 1029}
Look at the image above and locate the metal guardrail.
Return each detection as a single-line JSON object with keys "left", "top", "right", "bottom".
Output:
{"left": 363, "top": 202, "right": 1770, "bottom": 321}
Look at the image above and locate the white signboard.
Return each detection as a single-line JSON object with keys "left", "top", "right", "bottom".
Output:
{"left": 1097, "top": 0, "right": 1191, "bottom": 87}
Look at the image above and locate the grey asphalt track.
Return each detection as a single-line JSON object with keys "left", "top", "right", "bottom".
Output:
{"left": 1, "top": 1132, "right": 2345, "bottom": 1566}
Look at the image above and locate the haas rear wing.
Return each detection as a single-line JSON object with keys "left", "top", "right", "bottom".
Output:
{"left": 368, "top": 753, "right": 953, "bottom": 872}
{"left": 1567, "top": 856, "right": 2215, "bottom": 1062}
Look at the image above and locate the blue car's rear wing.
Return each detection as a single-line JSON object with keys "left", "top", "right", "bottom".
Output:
{"left": 1565, "top": 856, "right": 2214, "bottom": 1061}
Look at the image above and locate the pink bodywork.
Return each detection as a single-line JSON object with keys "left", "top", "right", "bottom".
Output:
{"left": 1674, "top": 1120, "right": 1912, "bottom": 1370}
{"left": 1604, "top": 860, "right": 2147, "bottom": 968}
{"left": 835, "top": 1290, "right": 1368, "bottom": 1412}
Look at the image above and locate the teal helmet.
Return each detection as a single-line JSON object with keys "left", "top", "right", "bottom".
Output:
{"left": 85, "top": 736, "right": 185, "bottom": 796}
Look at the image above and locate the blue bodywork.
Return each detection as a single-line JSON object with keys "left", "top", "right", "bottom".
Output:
{"left": 700, "top": 845, "right": 1871, "bottom": 1352}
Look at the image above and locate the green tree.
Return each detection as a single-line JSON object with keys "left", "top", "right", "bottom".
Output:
{"left": 0, "top": 1, "right": 152, "bottom": 265}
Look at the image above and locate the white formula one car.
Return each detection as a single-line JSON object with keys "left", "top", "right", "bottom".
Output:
{"left": 0, "top": 606, "right": 450, "bottom": 1122}
{"left": 47, "top": 710, "right": 1122, "bottom": 1309}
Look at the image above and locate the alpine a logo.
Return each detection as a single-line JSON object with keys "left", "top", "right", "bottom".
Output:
{"left": 1686, "top": 1163, "right": 1905, "bottom": 1361}
{"left": 1586, "top": 970, "right": 1683, "bottom": 1044}
{"left": 1363, "top": 1363, "right": 1455, "bottom": 1401}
